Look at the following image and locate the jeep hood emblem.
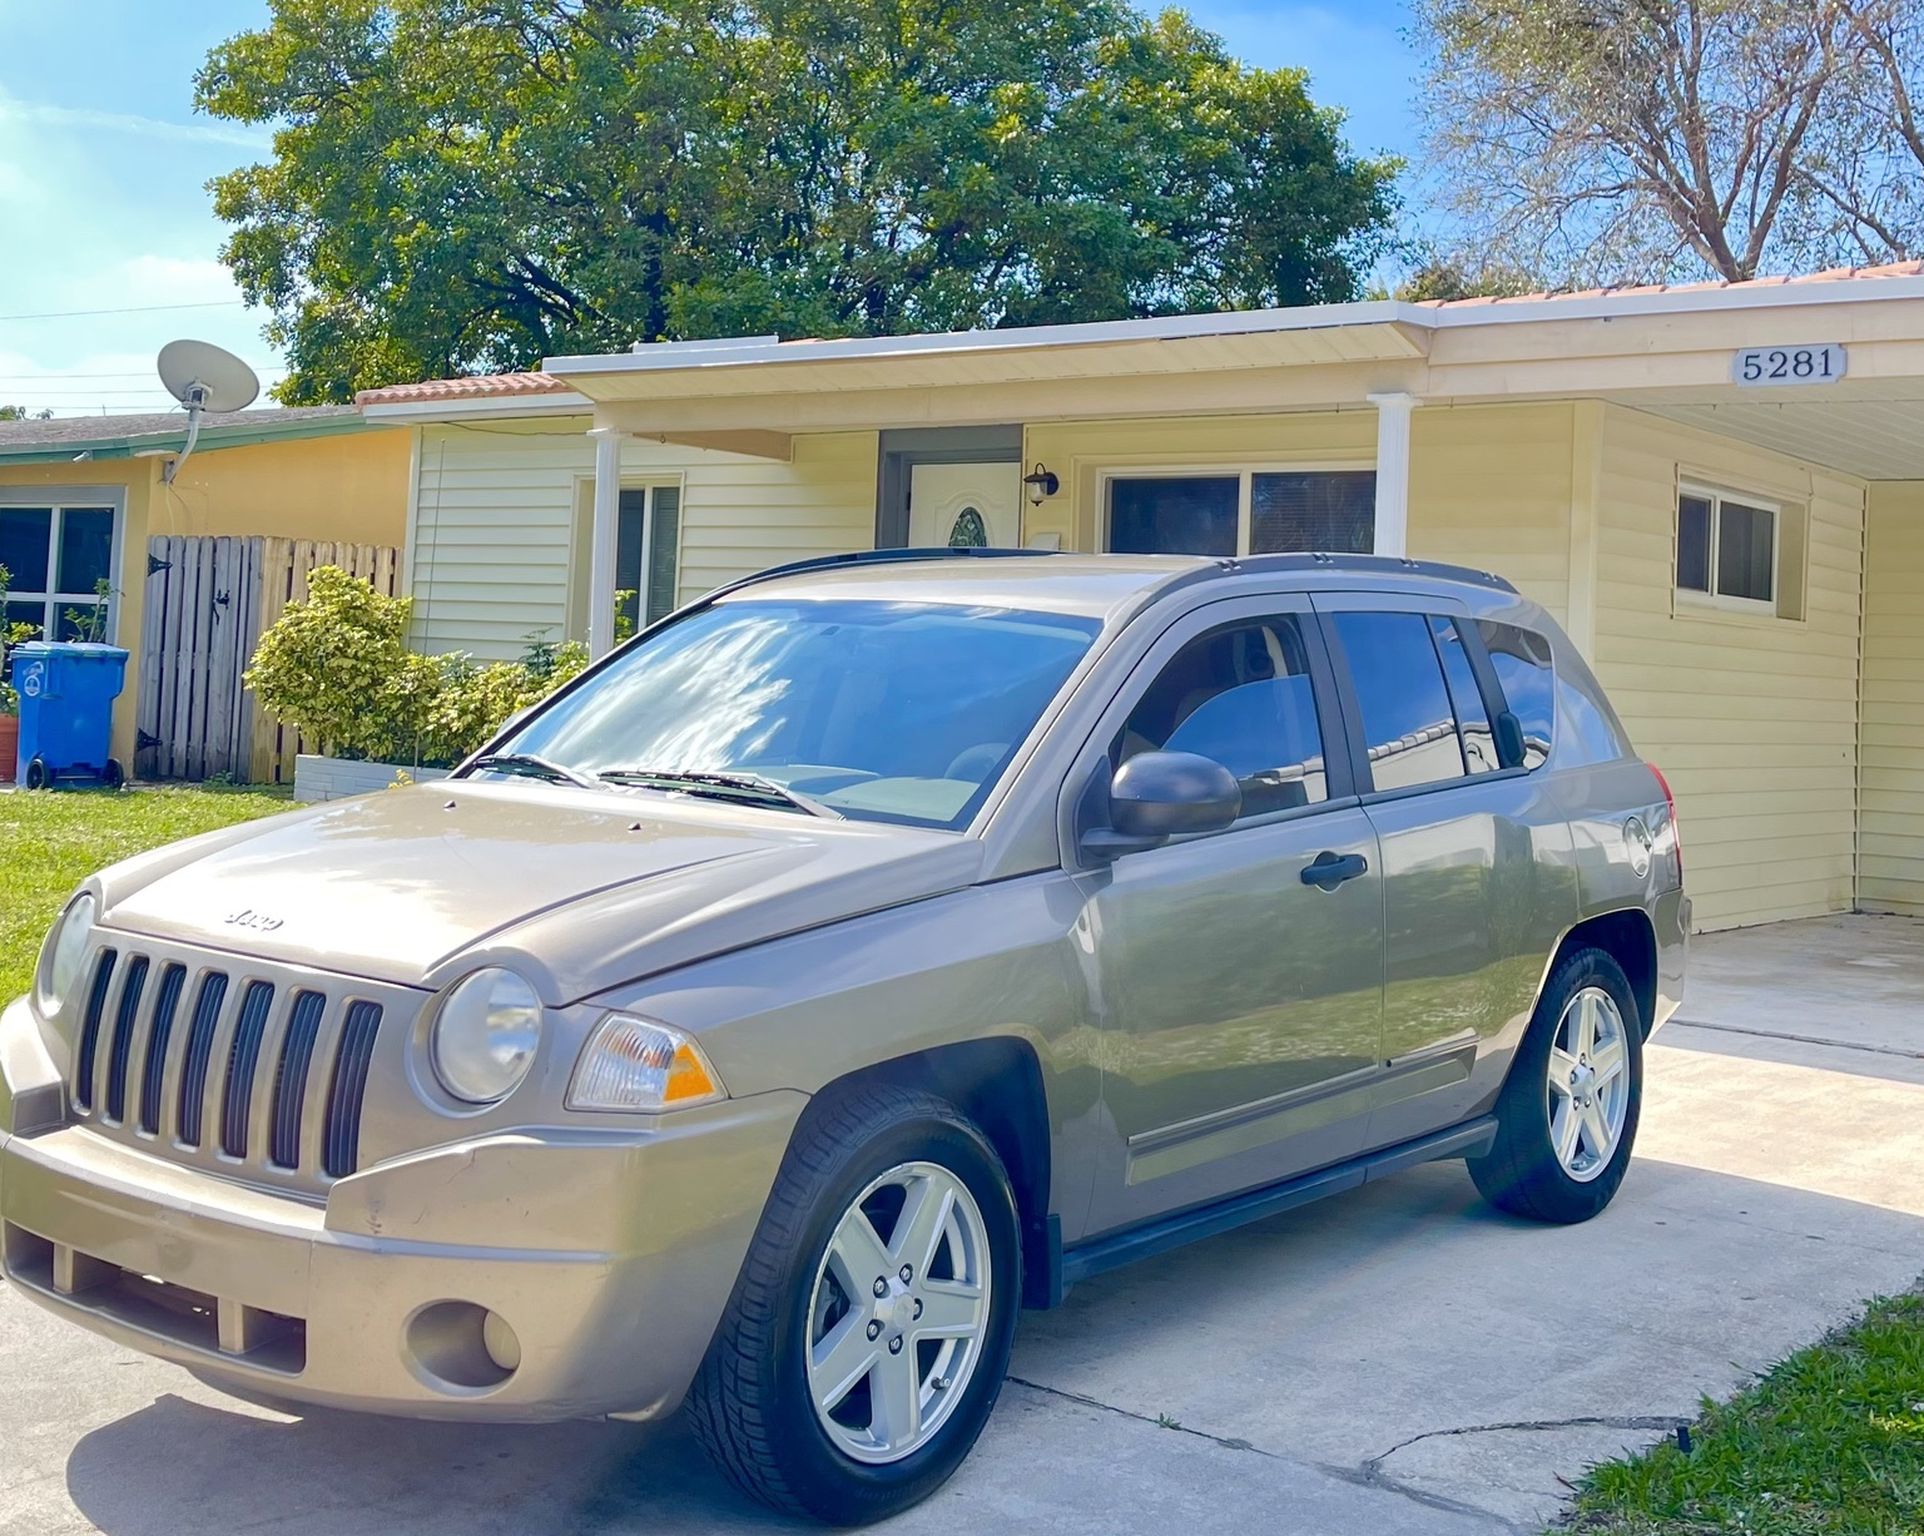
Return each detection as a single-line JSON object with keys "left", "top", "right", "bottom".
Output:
{"left": 225, "top": 908, "right": 285, "bottom": 933}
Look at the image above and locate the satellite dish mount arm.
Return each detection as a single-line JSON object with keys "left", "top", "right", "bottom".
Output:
{"left": 163, "top": 384, "right": 210, "bottom": 486}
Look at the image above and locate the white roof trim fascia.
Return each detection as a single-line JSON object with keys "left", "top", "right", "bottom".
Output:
{"left": 1417, "top": 274, "right": 1924, "bottom": 326}
{"left": 546, "top": 300, "right": 1411, "bottom": 375}
{"left": 545, "top": 274, "right": 1924, "bottom": 383}
{"left": 359, "top": 391, "right": 592, "bottom": 422}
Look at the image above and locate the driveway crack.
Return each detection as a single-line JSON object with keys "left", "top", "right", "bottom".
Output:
{"left": 1005, "top": 1375, "right": 1280, "bottom": 1459}
{"left": 1666, "top": 1016, "right": 1924, "bottom": 1062}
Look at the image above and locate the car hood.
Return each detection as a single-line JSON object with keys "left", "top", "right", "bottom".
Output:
{"left": 94, "top": 780, "right": 982, "bottom": 1001}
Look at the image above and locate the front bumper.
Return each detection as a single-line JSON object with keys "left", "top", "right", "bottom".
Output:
{"left": 0, "top": 995, "right": 803, "bottom": 1422}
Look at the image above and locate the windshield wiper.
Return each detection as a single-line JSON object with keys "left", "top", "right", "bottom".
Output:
{"left": 466, "top": 752, "right": 604, "bottom": 791}
{"left": 596, "top": 767, "right": 843, "bottom": 819}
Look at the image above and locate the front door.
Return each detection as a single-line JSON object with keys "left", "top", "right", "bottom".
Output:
{"left": 1073, "top": 594, "right": 1386, "bottom": 1236}
{"left": 908, "top": 462, "right": 1022, "bottom": 548}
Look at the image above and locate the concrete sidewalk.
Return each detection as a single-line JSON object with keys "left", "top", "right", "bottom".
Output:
{"left": 4, "top": 914, "right": 1922, "bottom": 1535}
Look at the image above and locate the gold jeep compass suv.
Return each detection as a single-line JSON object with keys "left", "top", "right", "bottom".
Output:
{"left": 1, "top": 549, "right": 1686, "bottom": 1523}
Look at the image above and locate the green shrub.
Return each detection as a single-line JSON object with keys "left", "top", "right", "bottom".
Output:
{"left": 246, "top": 566, "right": 591, "bottom": 767}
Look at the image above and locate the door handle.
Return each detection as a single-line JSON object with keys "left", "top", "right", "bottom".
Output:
{"left": 1301, "top": 850, "right": 1369, "bottom": 890}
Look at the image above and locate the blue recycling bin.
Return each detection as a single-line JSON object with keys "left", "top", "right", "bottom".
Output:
{"left": 11, "top": 642, "right": 129, "bottom": 789}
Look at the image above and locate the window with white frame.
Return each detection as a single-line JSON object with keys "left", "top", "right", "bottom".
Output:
{"left": 1106, "top": 469, "right": 1376, "bottom": 557}
{"left": 1676, "top": 484, "right": 1777, "bottom": 608}
{"left": 614, "top": 484, "right": 681, "bottom": 638}
{"left": 0, "top": 501, "right": 115, "bottom": 646}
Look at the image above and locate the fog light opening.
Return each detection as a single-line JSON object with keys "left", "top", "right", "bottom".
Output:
{"left": 403, "top": 1301, "right": 518, "bottom": 1392}
{"left": 482, "top": 1309, "right": 522, "bottom": 1373}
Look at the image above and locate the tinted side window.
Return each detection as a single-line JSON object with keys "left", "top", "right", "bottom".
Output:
{"left": 1429, "top": 616, "right": 1499, "bottom": 774}
{"left": 1331, "top": 611, "right": 1467, "bottom": 792}
{"left": 1115, "top": 616, "right": 1329, "bottom": 815}
{"left": 1478, "top": 620, "right": 1555, "bottom": 769}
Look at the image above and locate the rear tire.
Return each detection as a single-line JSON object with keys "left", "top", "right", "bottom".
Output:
{"left": 1470, "top": 946, "right": 1643, "bottom": 1223}
{"left": 686, "top": 1083, "right": 1020, "bottom": 1525}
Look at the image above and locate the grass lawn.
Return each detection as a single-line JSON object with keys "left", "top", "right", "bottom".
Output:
{"left": 1566, "top": 1291, "right": 1924, "bottom": 1534}
{"left": 0, "top": 784, "right": 292, "bottom": 1002}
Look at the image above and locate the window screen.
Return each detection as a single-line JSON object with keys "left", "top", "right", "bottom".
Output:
{"left": 1429, "top": 616, "right": 1498, "bottom": 774}
{"left": 1717, "top": 499, "right": 1774, "bottom": 602}
{"left": 1331, "top": 611, "right": 1467, "bottom": 792}
{"left": 1115, "top": 616, "right": 1329, "bottom": 815}
{"left": 1108, "top": 477, "right": 1239, "bottom": 556}
{"left": 1477, "top": 620, "right": 1555, "bottom": 769}
{"left": 1676, "top": 488, "right": 1776, "bottom": 605}
{"left": 1250, "top": 472, "right": 1375, "bottom": 554}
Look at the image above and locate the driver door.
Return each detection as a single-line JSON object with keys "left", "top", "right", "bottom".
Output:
{"left": 1071, "top": 594, "right": 1386, "bottom": 1236}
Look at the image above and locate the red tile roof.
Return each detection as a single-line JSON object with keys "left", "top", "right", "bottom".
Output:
{"left": 354, "top": 371, "right": 575, "bottom": 405}
{"left": 1417, "top": 258, "right": 1924, "bottom": 308}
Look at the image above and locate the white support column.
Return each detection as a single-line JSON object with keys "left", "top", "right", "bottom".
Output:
{"left": 1366, "top": 392, "right": 1418, "bottom": 558}
{"left": 587, "top": 425, "right": 623, "bottom": 657}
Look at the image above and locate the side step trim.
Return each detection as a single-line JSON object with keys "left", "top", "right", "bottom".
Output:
{"left": 1059, "top": 1117, "right": 1498, "bottom": 1292}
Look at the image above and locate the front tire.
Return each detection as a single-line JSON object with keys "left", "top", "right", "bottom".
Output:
{"left": 1471, "top": 946, "right": 1643, "bottom": 1223}
{"left": 687, "top": 1083, "right": 1020, "bottom": 1525}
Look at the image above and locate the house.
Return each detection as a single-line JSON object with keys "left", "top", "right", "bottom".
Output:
{"left": 357, "top": 263, "right": 1924, "bottom": 933}
{"left": 0, "top": 408, "right": 410, "bottom": 776}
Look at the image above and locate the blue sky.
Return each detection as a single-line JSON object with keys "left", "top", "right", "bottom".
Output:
{"left": 0, "top": 0, "right": 1420, "bottom": 417}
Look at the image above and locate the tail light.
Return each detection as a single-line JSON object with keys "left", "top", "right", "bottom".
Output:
{"left": 1648, "top": 762, "right": 1682, "bottom": 884}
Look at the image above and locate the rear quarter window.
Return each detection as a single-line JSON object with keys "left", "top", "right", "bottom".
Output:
{"left": 1476, "top": 621, "right": 1555, "bottom": 769}
{"left": 1478, "top": 619, "right": 1630, "bottom": 768}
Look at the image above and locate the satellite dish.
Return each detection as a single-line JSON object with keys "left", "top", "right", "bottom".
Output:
{"left": 157, "top": 340, "right": 260, "bottom": 484}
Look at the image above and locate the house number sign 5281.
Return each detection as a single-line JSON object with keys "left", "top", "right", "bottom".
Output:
{"left": 1732, "top": 343, "right": 1847, "bottom": 386}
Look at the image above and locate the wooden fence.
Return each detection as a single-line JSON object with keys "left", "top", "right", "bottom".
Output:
{"left": 139, "top": 537, "right": 401, "bottom": 785}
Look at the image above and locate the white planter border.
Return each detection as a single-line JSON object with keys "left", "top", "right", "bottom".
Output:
{"left": 294, "top": 753, "right": 451, "bottom": 804}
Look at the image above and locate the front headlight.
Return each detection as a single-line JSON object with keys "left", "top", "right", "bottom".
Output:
{"left": 36, "top": 891, "right": 97, "bottom": 1013}
{"left": 428, "top": 968, "right": 544, "bottom": 1104}
{"left": 568, "top": 1013, "right": 725, "bottom": 1112}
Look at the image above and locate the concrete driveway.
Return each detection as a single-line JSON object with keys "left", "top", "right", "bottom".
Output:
{"left": 4, "top": 914, "right": 1922, "bottom": 1536}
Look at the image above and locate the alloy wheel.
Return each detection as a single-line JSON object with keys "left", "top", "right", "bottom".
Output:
{"left": 805, "top": 1160, "right": 992, "bottom": 1464}
{"left": 1545, "top": 986, "right": 1630, "bottom": 1182}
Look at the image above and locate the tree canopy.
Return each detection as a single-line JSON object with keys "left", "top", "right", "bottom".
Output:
{"left": 1414, "top": 0, "right": 1924, "bottom": 288}
{"left": 197, "top": 0, "right": 1399, "bottom": 402}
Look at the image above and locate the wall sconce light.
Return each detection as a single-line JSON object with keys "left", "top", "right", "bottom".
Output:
{"left": 1022, "top": 462, "right": 1060, "bottom": 506}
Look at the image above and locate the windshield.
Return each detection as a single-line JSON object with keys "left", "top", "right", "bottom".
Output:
{"left": 491, "top": 598, "right": 1104, "bottom": 829}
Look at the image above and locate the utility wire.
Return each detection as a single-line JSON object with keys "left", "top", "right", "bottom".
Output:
{"left": 0, "top": 299, "right": 248, "bottom": 322}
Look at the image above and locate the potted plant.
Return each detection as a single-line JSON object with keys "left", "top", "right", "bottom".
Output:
{"left": 0, "top": 562, "right": 41, "bottom": 783}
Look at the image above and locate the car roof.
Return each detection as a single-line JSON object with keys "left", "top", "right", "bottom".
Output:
{"left": 712, "top": 550, "right": 1517, "bottom": 624}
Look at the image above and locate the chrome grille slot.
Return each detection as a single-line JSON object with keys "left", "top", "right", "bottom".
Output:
{"left": 103, "top": 955, "right": 150, "bottom": 1123}
{"left": 269, "top": 992, "right": 327, "bottom": 1169}
{"left": 137, "top": 963, "right": 188, "bottom": 1135}
{"left": 176, "top": 972, "right": 230, "bottom": 1148}
{"left": 72, "top": 950, "right": 117, "bottom": 1113}
{"left": 58, "top": 935, "right": 410, "bottom": 1194}
{"left": 324, "top": 1001, "right": 383, "bottom": 1179}
{"left": 220, "top": 981, "right": 277, "bottom": 1159}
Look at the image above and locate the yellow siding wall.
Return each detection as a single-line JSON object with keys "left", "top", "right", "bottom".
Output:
{"left": 154, "top": 428, "right": 410, "bottom": 545}
{"left": 1860, "top": 483, "right": 1924, "bottom": 914}
{"left": 407, "top": 419, "right": 876, "bottom": 658}
{"left": 1592, "top": 405, "right": 1865, "bottom": 930}
{"left": 1408, "top": 403, "right": 1577, "bottom": 624}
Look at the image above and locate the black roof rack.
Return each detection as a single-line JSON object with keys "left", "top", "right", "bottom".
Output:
{"left": 1163, "top": 552, "right": 1518, "bottom": 595}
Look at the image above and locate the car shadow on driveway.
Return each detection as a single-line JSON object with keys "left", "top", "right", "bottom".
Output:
{"left": 63, "top": 1393, "right": 789, "bottom": 1536}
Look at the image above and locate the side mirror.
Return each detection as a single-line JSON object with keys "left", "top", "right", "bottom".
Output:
{"left": 1082, "top": 751, "right": 1242, "bottom": 860}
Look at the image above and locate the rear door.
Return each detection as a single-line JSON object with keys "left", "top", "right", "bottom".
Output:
{"left": 1312, "top": 594, "right": 1577, "bottom": 1147}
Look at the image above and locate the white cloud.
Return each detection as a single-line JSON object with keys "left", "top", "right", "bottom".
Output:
{"left": 0, "top": 94, "right": 270, "bottom": 151}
